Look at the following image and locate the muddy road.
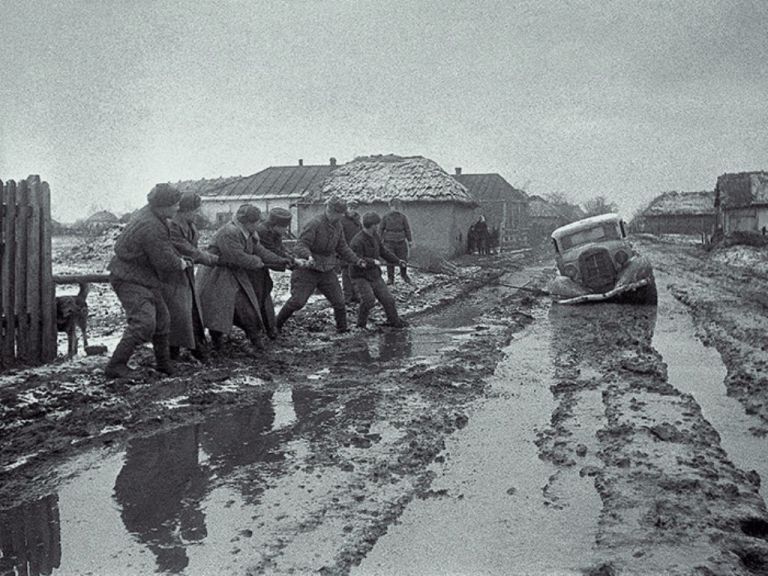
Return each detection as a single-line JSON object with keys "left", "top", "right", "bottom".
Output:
{"left": 2, "top": 234, "right": 768, "bottom": 575}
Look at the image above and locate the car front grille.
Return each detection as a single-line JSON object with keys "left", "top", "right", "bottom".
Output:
{"left": 578, "top": 248, "right": 616, "bottom": 291}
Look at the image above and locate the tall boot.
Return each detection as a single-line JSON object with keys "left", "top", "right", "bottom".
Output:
{"left": 334, "top": 306, "right": 349, "bottom": 333}
{"left": 152, "top": 334, "right": 174, "bottom": 376}
{"left": 275, "top": 307, "right": 294, "bottom": 333}
{"left": 105, "top": 335, "right": 139, "bottom": 379}
{"left": 210, "top": 330, "right": 224, "bottom": 351}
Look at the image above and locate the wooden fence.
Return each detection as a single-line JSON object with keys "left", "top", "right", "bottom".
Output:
{"left": 1, "top": 176, "right": 57, "bottom": 369}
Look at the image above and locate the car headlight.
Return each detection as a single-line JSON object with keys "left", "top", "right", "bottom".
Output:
{"left": 614, "top": 250, "right": 629, "bottom": 268}
{"left": 564, "top": 265, "right": 578, "bottom": 280}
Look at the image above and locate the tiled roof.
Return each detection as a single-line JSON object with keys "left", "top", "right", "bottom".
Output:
{"left": 317, "top": 155, "right": 475, "bottom": 205}
{"left": 452, "top": 173, "right": 528, "bottom": 203}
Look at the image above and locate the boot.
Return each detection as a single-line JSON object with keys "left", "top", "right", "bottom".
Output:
{"left": 169, "top": 346, "right": 180, "bottom": 360}
{"left": 334, "top": 306, "right": 349, "bottom": 333}
{"left": 210, "top": 330, "right": 224, "bottom": 351}
{"left": 105, "top": 336, "right": 139, "bottom": 379}
{"left": 275, "top": 308, "right": 293, "bottom": 333}
{"left": 152, "top": 334, "right": 174, "bottom": 376}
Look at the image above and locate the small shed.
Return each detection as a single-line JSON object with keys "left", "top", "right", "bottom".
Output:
{"left": 715, "top": 172, "right": 768, "bottom": 234}
{"left": 452, "top": 169, "right": 530, "bottom": 248}
{"left": 633, "top": 191, "right": 716, "bottom": 235}
{"left": 308, "top": 155, "right": 478, "bottom": 258}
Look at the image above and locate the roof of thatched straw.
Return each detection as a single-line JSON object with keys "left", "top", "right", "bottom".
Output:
{"left": 642, "top": 190, "right": 715, "bottom": 216}
{"left": 316, "top": 155, "right": 476, "bottom": 205}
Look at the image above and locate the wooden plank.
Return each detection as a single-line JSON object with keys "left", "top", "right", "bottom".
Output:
{"left": 27, "top": 178, "right": 42, "bottom": 363}
{"left": 53, "top": 273, "right": 111, "bottom": 284}
{"left": 14, "top": 179, "right": 29, "bottom": 362}
{"left": 0, "top": 179, "right": 4, "bottom": 370}
{"left": 40, "top": 181, "right": 56, "bottom": 362}
{"left": 2, "top": 180, "right": 17, "bottom": 366}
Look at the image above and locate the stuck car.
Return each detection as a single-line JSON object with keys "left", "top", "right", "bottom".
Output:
{"left": 547, "top": 213, "right": 657, "bottom": 305}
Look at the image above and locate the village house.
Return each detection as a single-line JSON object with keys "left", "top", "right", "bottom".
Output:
{"left": 178, "top": 159, "right": 340, "bottom": 236}
{"left": 451, "top": 169, "right": 530, "bottom": 249}
{"left": 714, "top": 171, "right": 768, "bottom": 235}
{"left": 526, "top": 195, "right": 585, "bottom": 245}
{"left": 632, "top": 190, "right": 716, "bottom": 236}
{"left": 308, "top": 154, "right": 478, "bottom": 258}
{"left": 74, "top": 210, "right": 120, "bottom": 235}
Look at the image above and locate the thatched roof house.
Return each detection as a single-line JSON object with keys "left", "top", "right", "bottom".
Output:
{"left": 310, "top": 155, "right": 478, "bottom": 258}
{"left": 715, "top": 172, "right": 768, "bottom": 234}
{"left": 632, "top": 191, "right": 716, "bottom": 236}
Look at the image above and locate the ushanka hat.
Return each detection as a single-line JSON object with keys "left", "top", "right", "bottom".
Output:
{"left": 147, "top": 183, "right": 181, "bottom": 208}
{"left": 362, "top": 211, "right": 381, "bottom": 228}
{"left": 179, "top": 191, "right": 202, "bottom": 213}
{"left": 235, "top": 204, "right": 262, "bottom": 224}
{"left": 267, "top": 207, "right": 292, "bottom": 226}
{"left": 326, "top": 197, "right": 347, "bottom": 214}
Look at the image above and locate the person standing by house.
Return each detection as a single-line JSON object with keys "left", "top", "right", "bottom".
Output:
{"left": 196, "top": 204, "right": 291, "bottom": 354}
{"left": 275, "top": 198, "right": 368, "bottom": 334}
{"left": 474, "top": 215, "right": 490, "bottom": 255}
{"left": 339, "top": 201, "right": 362, "bottom": 303}
{"left": 349, "top": 212, "right": 408, "bottom": 329}
{"left": 105, "top": 183, "right": 191, "bottom": 379}
{"left": 380, "top": 197, "right": 412, "bottom": 285}
{"left": 254, "top": 207, "right": 302, "bottom": 339}
{"left": 165, "top": 192, "right": 219, "bottom": 361}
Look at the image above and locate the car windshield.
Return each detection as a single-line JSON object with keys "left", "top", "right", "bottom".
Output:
{"left": 560, "top": 223, "right": 620, "bottom": 250}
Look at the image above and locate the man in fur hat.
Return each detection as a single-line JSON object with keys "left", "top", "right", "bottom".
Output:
{"left": 275, "top": 197, "right": 367, "bottom": 334}
{"left": 349, "top": 211, "right": 408, "bottom": 329}
{"left": 165, "top": 191, "right": 219, "bottom": 361}
{"left": 254, "top": 207, "right": 303, "bottom": 338}
{"left": 380, "top": 197, "right": 413, "bottom": 285}
{"left": 196, "top": 204, "right": 291, "bottom": 354}
{"left": 105, "top": 183, "right": 191, "bottom": 378}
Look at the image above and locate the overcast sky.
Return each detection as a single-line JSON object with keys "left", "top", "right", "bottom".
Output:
{"left": 2, "top": 0, "right": 767, "bottom": 222}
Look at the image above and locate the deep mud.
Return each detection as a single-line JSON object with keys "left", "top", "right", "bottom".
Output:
{"left": 2, "top": 233, "right": 768, "bottom": 575}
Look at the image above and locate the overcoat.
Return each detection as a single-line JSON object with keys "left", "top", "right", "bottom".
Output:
{"left": 196, "top": 221, "right": 286, "bottom": 334}
{"left": 164, "top": 215, "right": 217, "bottom": 348}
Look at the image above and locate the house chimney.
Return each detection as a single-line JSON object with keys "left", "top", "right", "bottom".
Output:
{"left": 455, "top": 167, "right": 462, "bottom": 175}
{"left": 330, "top": 157, "right": 337, "bottom": 168}
{"left": 298, "top": 159, "right": 303, "bottom": 166}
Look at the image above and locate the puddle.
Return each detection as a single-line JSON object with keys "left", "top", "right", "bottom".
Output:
{"left": 355, "top": 318, "right": 601, "bottom": 576}
{"left": 653, "top": 273, "right": 768, "bottom": 502}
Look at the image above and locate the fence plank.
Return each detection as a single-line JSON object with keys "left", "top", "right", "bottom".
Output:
{"left": 40, "top": 182, "right": 56, "bottom": 362}
{"left": 2, "top": 181, "right": 17, "bottom": 366}
{"left": 14, "top": 180, "right": 30, "bottom": 362}
{"left": 0, "top": 179, "right": 4, "bottom": 369}
{"left": 27, "top": 179, "right": 42, "bottom": 363}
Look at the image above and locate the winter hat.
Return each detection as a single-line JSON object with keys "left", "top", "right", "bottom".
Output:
{"left": 178, "top": 191, "right": 202, "bottom": 213}
{"left": 267, "top": 207, "right": 292, "bottom": 227}
{"left": 326, "top": 197, "right": 347, "bottom": 214}
{"left": 362, "top": 211, "right": 381, "bottom": 228}
{"left": 236, "top": 204, "right": 262, "bottom": 224}
{"left": 147, "top": 183, "right": 181, "bottom": 208}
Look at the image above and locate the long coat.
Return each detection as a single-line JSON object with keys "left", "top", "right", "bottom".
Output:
{"left": 196, "top": 221, "right": 287, "bottom": 334}
{"left": 108, "top": 205, "right": 182, "bottom": 288}
{"left": 164, "top": 215, "right": 217, "bottom": 348}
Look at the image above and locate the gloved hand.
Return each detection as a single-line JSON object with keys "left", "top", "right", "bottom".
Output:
{"left": 356, "top": 258, "right": 368, "bottom": 268}
{"left": 398, "top": 260, "right": 408, "bottom": 268}
{"left": 372, "top": 259, "right": 382, "bottom": 266}
{"left": 181, "top": 257, "right": 194, "bottom": 270}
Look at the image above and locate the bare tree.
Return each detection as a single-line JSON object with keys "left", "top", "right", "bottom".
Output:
{"left": 582, "top": 196, "right": 618, "bottom": 217}
{"left": 544, "top": 191, "right": 572, "bottom": 206}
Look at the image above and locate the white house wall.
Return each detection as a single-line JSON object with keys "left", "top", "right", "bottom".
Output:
{"left": 200, "top": 197, "right": 301, "bottom": 235}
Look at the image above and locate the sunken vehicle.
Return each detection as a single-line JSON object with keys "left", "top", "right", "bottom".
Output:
{"left": 547, "top": 213, "right": 657, "bottom": 305}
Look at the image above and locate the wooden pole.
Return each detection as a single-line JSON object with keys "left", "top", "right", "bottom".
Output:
{"left": 40, "top": 181, "right": 56, "bottom": 362}
{"left": 14, "top": 179, "right": 29, "bottom": 362}
{"left": 2, "top": 180, "right": 17, "bottom": 366}
{"left": 27, "top": 178, "right": 42, "bottom": 362}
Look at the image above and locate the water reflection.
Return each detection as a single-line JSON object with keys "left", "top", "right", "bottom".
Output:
{"left": 0, "top": 494, "right": 61, "bottom": 576}
{"left": 113, "top": 425, "right": 208, "bottom": 573}
{"left": 345, "top": 329, "right": 414, "bottom": 364}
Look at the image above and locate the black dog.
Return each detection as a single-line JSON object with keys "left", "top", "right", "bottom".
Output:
{"left": 56, "top": 282, "right": 89, "bottom": 357}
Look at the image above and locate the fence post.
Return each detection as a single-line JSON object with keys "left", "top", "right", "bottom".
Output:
{"left": 27, "top": 177, "right": 43, "bottom": 363}
{"left": 40, "top": 181, "right": 55, "bottom": 362}
{"left": 2, "top": 180, "right": 17, "bottom": 366}
{"left": 14, "top": 179, "right": 30, "bottom": 362}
